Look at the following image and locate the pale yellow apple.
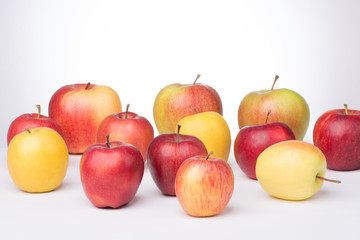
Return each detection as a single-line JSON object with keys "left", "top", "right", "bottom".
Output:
{"left": 7, "top": 127, "right": 69, "bottom": 193}
{"left": 176, "top": 111, "right": 231, "bottom": 161}
{"left": 255, "top": 140, "right": 327, "bottom": 200}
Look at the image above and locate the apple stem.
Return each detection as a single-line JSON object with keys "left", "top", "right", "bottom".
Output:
{"left": 316, "top": 175, "right": 341, "bottom": 184}
{"left": 36, "top": 104, "right": 41, "bottom": 119}
{"left": 194, "top": 108, "right": 198, "bottom": 114}
{"left": 271, "top": 75, "right": 279, "bottom": 91}
{"left": 177, "top": 125, "right": 181, "bottom": 142}
{"left": 205, "top": 152, "right": 214, "bottom": 160}
{"left": 105, "top": 134, "right": 110, "bottom": 148}
{"left": 85, "top": 82, "right": 91, "bottom": 90}
{"left": 193, "top": 74, "right": 201, "bottom": 85}
{"left": 265, "top": 110, "right": 271, "bottom": 124}
{"left": 125, "top": 104, "right": 130, "bottom": 119}
{"left": 26, "top": 128, "right": 31, "bottom": 133}
{"left": 344, "top": 104, "right": 348, "bottom": 115}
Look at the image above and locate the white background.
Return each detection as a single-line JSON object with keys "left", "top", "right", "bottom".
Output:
{"left": 1, "top": 0, "right": 360, "bottom": 239}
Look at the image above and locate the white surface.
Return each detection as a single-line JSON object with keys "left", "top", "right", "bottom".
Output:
{"left": 1, "top": 1, "right": 360, "bottom": 239}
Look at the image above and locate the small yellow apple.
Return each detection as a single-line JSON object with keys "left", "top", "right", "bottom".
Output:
{"left": 256, "top": 140, "right": 327, "bottom": 200}
{"left": 7, "top": 127, "right": 69, "bottom": 193}
{"left": 176, "top": 111, "right": 231, "bottom": 161}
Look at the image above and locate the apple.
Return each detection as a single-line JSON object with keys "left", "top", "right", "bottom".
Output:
{"left": 49, "top": 82, "right": 122, "bottom": 154}
{"left": 97, "top": 104, "right": 154, "bottom": 161}
{"left": 255, "top": 140, "right": 340, "bottom": 201}
{"left": 147, "top": 125, "right": 208, "bottom": 196}
{"left": 7, "top": 127, "right": 69, "bottom": 193}
{"left": 80, "top": 135, "right": 144, "bottom": 208}
{"left": 234, "top": 110, "right": 296, "bottom": 179}
{"left": 153, "top": 74, "right": 222, "bottom": 134}
{"left": 175, "top": 152, "right": 234, "bottom": 217}
{"left": 176, "top": 111, "right": 231, "bottom": 161}
{"left": 313, "top": 104, "right": 360, "bottom": 171}
{"left": 7, "top": 104, "right": 63, "bottom": 146}
{"left": 237, "top": 75, "right": 310, "bottom": 140}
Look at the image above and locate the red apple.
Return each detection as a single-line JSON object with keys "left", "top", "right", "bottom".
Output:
{"left": 49, "top": 82, "right": 122, "bottom": 154}
{"left": 97, "top": 104, "right": 154, "bottom": 161}
{"left": 80, "top": 135, "right": 144, "bottom": 208}
{"left": 7, "top": 105, "right": 63, "bottom": 145}
{"left": 175, "top": 152, "right": 234, "bottom": 217}
{"left": 153, "top": 74, "right": 222, "bottom": 134}
{"left": 234, "top": 111, "right": 296, "bottom": 179}
{"left": 147, "top": 125, "right": 208, "bottom": 196}
{"left": 313, "top": 104, "right": 360, "bottom": 171}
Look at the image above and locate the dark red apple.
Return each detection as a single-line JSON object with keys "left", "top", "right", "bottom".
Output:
{"left": 234, "top": 111, "right": 296, "bottom": 179}
{"left": 80, "top": 135, "right": 144, "bottom": 208}
{"left": 147, "top": 125, "right": 208, "bottom": 196}
{"left": 7, "top": 105, "right": 63, "bottom": 145}
{"left": 313, "top": 104, "right": 360, "bottom": 171}
{"left": 97, "top": 104, "right": 154, "bottom": 161}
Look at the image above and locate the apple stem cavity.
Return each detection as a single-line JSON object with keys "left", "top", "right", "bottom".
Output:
{"left": 271, "top": 75, "right": 279, "bottom": 91}
{"left": 344, "top": 104, "right": 348, "bottom": 115}
{"left": 36, "top": 104, "right": 41, "bottom": 119}
{"left": 205, "top": 152, "right": 214, "bottom": 161}
{"left": 125, "top": 104, "right": 130, "bottom": 119}
{"left": 106, "top": 134, "right": 110, "bottom": 149}
{"left": 316, "top": 175, "right": 341, "bottom": 184}
{"left": 177, "top": 125, "right": 181, "bottom": 142}
{"left": 26, "top": 128, "right": 31, "bottom": 134}
{"left": 85, "top": 82, "right": 91, "bottom": 90}
{"left": 265, "top": 110, "right": 271, "bottom": 124}
{"left": 193, "top": 74, "right": 201, "bottom": 85}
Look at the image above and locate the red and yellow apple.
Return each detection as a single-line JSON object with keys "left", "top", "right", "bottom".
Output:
{"left": 153, "top": 74, "right": 222, "bottom": 134}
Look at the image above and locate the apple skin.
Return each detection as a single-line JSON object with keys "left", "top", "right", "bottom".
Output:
{"left": 7, "top": 127, "right": 69, "bottom": 193}
{"left": 97, "top": 111, "right": 154, "bottom": 161}
{"left": 7, "top": 108, "right": 63, "bottom": 146}
{"left": 234, "top": 122, "right": 296, "bottom": 179}
{"left": 313, "top": 108, "right": 360, "bottom": 171}
{"left": 49, "top": 83, "right": 122, "bottom": 154}
{"left": 175, "top": 155, "right": 234, "bottom": 217}
{"left": 80, "top": 141, "right": 144, "bottom": 208}
{"left": 147, "top": 132, "right": 208, "bottom": 196}
{"left": 255, "top": 140, "right": 327, "bottom": 201}
{"left": 153, "top": 79, "right": 222, "bottom": 134}
{"left": 238, "top": 88, "right": 310, "bottom": 140}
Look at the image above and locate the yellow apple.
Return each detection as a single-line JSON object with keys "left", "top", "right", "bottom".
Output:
{"left": 255, "top": 140, "right": 327, "bottom": 200}
{"left": 176, "top": 111, "right": 231, "bottom": 161}
{"left": 7, "top": 127, "right": 69, "bottom": 193}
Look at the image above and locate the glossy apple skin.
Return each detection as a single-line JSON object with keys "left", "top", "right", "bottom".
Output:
{"left": 147, "top": 133, "right": 208, "bottom": 196}
{"left": 80, "top": 141, "right": 144, "bottom": 208}
{"left": 238, "top": 88, "right": 310, "bottom": 140}
{"left": 7, "top": 113, "right": 63, "bottom": 146}
{"left": 97, "top": 111, "right": 154, "bottom": 161}
{"left": 313, "top": 109, "right": 360, "bottom": 171}
{"left": 49, "top": 83, "right": 122, "bottom": 154}
{"left": 175, "top": 155, "right": 234, "bottom": 217}
{"left": 234, "top": 122, "right": 296, "bottom": 179}
{"left": 153, "top": 83, "right": 222, "bottom": 134}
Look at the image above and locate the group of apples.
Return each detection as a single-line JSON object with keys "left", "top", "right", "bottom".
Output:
{"left": 6, "top": 74, "right": 358, "bottom": 217}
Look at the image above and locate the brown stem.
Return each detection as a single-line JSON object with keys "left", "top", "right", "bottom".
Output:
{"left": 265, "top": 110, "right": 271, "bottom": 124}
{"left": 344, "top": 104, "right": 348, "bottom": 115}
{"left": 106, "top": 134, "right": 110, "bottom": 148}
{"left": 26, "top": 128, "right": 31, "bottom": 133}
{"left": 205, "top": 152, "right": 214, "bottom": 160}
{"left": 193, "top": 74, "right": 201, "bottom": 85}
{"left": 85, "top": 82, "right": 91, "bottom": 90}
{"left": 177, "top": 125, "right": 181, "bottom": 142}
{"left": 125, "top": 104, "right": 130, "bottom": 119}
{"left": 194, "top": 108, "right": 198, "bottom": 114}
{"left": 271, "top": 75, "right": 279, "bottom": 91}
{"left": 316, "top": 175, "right": 341, "bottom": 184}
{"left": 36, "top": 105, "right": 41, "bottom": 119}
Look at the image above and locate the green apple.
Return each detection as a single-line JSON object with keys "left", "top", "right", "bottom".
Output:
{"left": 256, "top": 140, "right": 339, "bottom": 201}
{"left": 238, "top": 75, "right": 310, "bottom": 140}
{"left": 176, "top": 111, "right": 231, "bottom": 161}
